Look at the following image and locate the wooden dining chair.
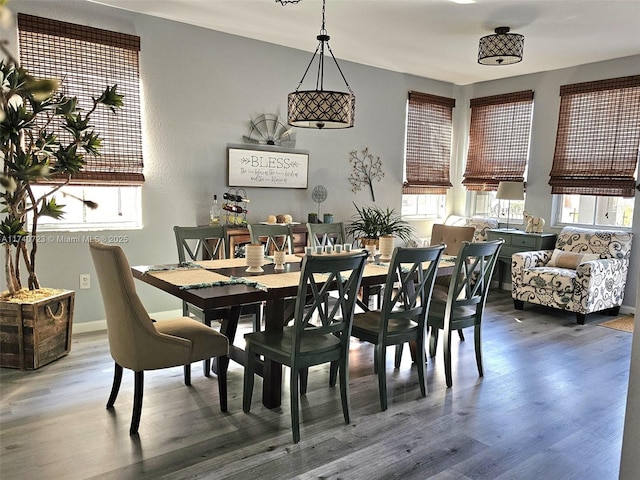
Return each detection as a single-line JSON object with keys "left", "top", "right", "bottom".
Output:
{"left": 427, "top": 239, "right": 504, "bottom": 388}
{"left": 173, "top": 225, "right": 260, "bottom": 376}
{"left": 247, "top": 223, "right": 294, "bottom": 255}
{"left": 89, "top": 241, "right": 229, "bottom": 434}
{"left": 349, "top": 245, "right": 445, "bottom": 411}
{"left": 306, "top": 222, "right": 348, "bottom": 248}
{"left": 243, "top": 251, "right": 368, "bottom": 443}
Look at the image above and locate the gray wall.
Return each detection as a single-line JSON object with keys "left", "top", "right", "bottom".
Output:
{"left": 2, "top": 1, "right": 638, "bottom": 326}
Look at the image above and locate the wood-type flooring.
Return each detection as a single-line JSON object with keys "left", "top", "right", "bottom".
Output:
{"left": 0, "top": 290, "right": 633, "bottom": 479}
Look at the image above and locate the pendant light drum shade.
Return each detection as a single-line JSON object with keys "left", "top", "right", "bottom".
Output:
{"left": 286, "top": 0, "right": 355, "bottom": 129}
{"left": 288, "top": 90, "right": 355, "bottom": 129}
{"left": 478, "top": 26, "right": 524, "bottom": 65}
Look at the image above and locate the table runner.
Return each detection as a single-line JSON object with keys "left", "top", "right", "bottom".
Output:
{"left": 148, "top": 269, "right": 231, "bottom": 288}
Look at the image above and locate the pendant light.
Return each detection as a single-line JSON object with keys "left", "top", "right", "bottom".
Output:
{"left": 478, "top": 26, "right": 524, "bottom": 65}
{"left": 286, "top": 0, "right": 355, "bottom": 129}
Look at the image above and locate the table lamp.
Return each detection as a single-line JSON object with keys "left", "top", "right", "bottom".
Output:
{"left": 496, "top": 181, "right": 524, "bottom": 230}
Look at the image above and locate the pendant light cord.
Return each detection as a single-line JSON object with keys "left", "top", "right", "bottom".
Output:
{"left": 292, "top": 0, "right": 354, "bottom": 95}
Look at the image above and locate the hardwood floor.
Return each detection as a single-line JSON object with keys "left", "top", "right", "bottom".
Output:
{"left": 0, "top": 290, "right": 633, "bottom": 479}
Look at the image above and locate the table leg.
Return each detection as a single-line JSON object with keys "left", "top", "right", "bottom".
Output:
{"left": 262, "top": 298, "right": 286, "bottom": 409}
{"left": 212, "top": 305, "right": 241, "bottom": 375}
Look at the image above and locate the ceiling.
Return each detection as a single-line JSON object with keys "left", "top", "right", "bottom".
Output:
{"left": 89, "top": 0, "right": 640, "bottom": 86}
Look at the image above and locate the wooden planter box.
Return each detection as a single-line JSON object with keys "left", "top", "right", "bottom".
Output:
{"left": 0, "top": 290, "right": 74, "bottom": 370}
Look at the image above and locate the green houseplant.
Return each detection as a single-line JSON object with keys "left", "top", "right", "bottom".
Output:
{"left": 1, "top": 58, "right": 122, "bottom": 296}
{"left": 0, "top": 54, "right": 122, "bottom": 369}
{"left": 346, "top": 203, "right": 415, "bottom": 246}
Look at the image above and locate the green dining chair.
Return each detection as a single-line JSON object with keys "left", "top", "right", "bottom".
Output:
{"left": 427, "top": 239, "right": 504, "bottom": 388}
{"left": 173, "top": 225, "right": 260, "bottom": 376}
{"left": 349, "top": 245, "right": 445, "bottom": 411}
{"left": 243, "top": 251, "right": 368, "bottom": 443}
{"left": 306, "top": 222, "right": 348, "bottom": 248}
{"left": 248, "top": 223, "right": 294, "bottom": 255}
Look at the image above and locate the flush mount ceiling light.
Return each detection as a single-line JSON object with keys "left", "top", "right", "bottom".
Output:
{"left": 284, "top": 0, "right": 355, "bottom": 129}
{"left": 478, "top": 26, "right": 524, "bottom": 65}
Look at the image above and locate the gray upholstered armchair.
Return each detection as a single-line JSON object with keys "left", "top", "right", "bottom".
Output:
{"left": 511, "top": 226, "right": 633, "bottom": 324}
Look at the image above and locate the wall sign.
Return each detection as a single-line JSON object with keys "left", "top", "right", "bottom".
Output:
{"left": 227, "top": 144, "right": 309, "bottom": 189}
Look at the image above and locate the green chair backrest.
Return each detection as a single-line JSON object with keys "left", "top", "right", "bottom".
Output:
{"left": 248, "top": 223, "right": 294, "bottom": 254}
{"left": 306, "top": 222, "right": 348, "bottom": 248}
{"left": 173, "top": 225, "right": 228, "bottom": 262}
{"left": 290, "top": 252, "right": 368, "bottom": 357}
{"left": 378, "top": 245, "right": 446, "bottom": 336}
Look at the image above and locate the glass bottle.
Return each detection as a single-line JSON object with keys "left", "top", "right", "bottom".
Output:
{"left": 210, "top": 194, "right": 221, "bottom": 225}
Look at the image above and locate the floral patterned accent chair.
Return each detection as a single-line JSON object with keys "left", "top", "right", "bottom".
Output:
{"left": 511, "top": 226, "right": 633, "bottom": 324}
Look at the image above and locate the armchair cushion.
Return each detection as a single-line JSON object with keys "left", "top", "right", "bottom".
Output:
{"left": 547, "top": 249, "right": 599, "bottom": 269}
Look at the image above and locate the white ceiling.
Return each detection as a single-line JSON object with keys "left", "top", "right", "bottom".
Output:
{"left": 89, "top": 0, "right": 640, "bottom": 85}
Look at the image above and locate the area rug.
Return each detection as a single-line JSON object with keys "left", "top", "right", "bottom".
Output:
{"left": 599, "top": 315, "right": 635, "bottom": 333}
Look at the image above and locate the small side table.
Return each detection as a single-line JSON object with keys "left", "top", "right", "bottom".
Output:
{"left": 486, "top": 229, "right": 557, "bottom": 289}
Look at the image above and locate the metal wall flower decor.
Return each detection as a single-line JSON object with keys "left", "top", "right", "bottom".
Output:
{"left": 348, "top": 147, "right": 384, "bottom": 202}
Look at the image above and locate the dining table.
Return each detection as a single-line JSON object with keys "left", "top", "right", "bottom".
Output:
{"left": 132, "top": 252, "right": 456, "bottom": 409}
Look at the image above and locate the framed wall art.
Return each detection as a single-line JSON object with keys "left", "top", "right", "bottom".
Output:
{"left": 227, "top": 144, "right": 309, "bottom": 189}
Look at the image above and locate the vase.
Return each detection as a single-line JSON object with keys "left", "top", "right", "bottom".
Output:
{"left": 378, "top": 235, "right": 395, "bottom": 262}
{"left": 323, "top": 213, "right": 334, "bottom": 224}
{"left": 273, "top": 250, "right": 286, "bottom": 271}
{"left": 245, "top": 244, "right": 264, "bottom": 273}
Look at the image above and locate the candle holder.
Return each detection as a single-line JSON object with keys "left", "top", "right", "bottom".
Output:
{"left": 273, "top": 250, "right": 286, "bottom": 271}
{"left": 245, "top": 244, "right": 264, "bottom": 273}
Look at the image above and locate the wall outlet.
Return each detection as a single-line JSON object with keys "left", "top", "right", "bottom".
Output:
{"left": 79, "top": 274, "right": 91, "bottom": 290}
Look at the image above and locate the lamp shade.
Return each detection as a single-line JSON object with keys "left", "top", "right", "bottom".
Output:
{"left": 496, "top": 181, "right": 525, "bottom": 200}
{"left": 288, "top": 90, "right": 355, "bottom": 129}
{"left": 478, "top": 26, "right": 524, "bottom": 65}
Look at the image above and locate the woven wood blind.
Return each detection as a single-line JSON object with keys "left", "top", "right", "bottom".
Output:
{"left": 403, "top": 91, "right": 455, "bottom": 195}
{"left": 462, "top": 90, "right": 534, "bottom": 191}
{"left": 18, "top": 14, "right": 144, "bottom": 185}
{"left": 549, "top": 75, "right": 640, "bottom": 197}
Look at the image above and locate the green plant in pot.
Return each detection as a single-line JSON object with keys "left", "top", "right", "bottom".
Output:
{"left": 346, "top": 203, "right": 415, "bottom": 248}
{"left": 1, "top": 59, "right": 122, "bottom": 297}
{"left": 0, "top": 57, "right": 122, "bottom": 369}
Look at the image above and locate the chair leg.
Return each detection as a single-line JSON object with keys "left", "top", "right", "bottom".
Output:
{"left": 217, "top": 355, "right": 228, "bottom": 412}
{"left": 513, "top": 299, "right": 524, "bottom": 310}
{"left": 290, "top": 367, "right": 301, "bottom": 444}
{"left": 299, "top": 368, "right": 309, "bottom": 395}
{"left": 184, "top": 364, "right": 191, "bottom": 386}
{"left": 329, "top": 361, "right": 338, "bottom": 387}
{"left": 242, "top": 346, "right": 255, "bottom": 413}
{"left": 429, "top": 327, "right": 439, "bottom": 358}
{"left": 416, "top": 334, "right": 427, "bottom": 399}
{"left": 444, "top": 328, "right": 453, "bottom": 388}
{"left": 106, "top": 362, "right": 123, "bottom": 408}
{"left": 130, "top": 371, "right": 144, "bottom": 435}
{"left": 474, "top": 325, "right": 483, "bottom": 378}
{"left": 576, "top": 313, "right": 586, "bottom": 325}
{"left": 458, "top": 329, "right": 465, "bottom": 341}
{"left": 607, "top": 306, "right": 621, "bottom": 316}
{"left": 376, "top": 344, "right": 388, "bottom": 411}
{"left": 339, "top": 359, "right": 351, "bottom": 425}
{"left": 394, "top": 344, "right": 403, "bottom": 368}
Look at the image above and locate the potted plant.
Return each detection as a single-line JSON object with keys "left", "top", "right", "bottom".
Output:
{"left": 346, "top": 203, "right": 415, "bottom": 249}
{"left": 0, "top": 56, "right": 123, "bottom": 369}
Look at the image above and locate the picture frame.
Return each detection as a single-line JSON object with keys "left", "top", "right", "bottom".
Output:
{"left": 227, "top": 144, "right": 309, "bottom": 189}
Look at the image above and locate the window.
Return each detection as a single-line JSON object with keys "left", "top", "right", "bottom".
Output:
{"left": 549, "top": 75, "right": 640, "bottom": 227}
{"left": 401, "top": 194, "right": 445, "bottom": 219}
{"left": 463, "top": 90, "right": 533, "bottom": 218}
{"left": 30, "top": 185, "right": 142, "bottom": 231}
{"left": 402, "top": 91, "right": 455, "bottom": 217}
{"left": 17, "top": 14, "right": 144, "bottom": 230}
